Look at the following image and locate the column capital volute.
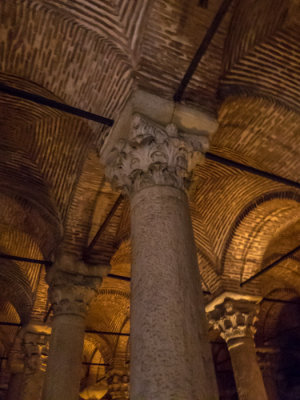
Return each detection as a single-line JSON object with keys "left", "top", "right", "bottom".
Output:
{"left": 206, "top": 292, "right": 262, "bottom": 343}
{"left": 46, "top": 252, "right": 110, "bottom": 317}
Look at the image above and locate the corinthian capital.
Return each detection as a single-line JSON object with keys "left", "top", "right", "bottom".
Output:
{"left": 106, "top": 113, "right": 209, "bottom": 194}
{"left": 206, "top": 293, "right": 261, "bottom": 343}
{"left": 46, "top": 253, "right": 110, "bottom": 317}
{"left": 9, "top": 322, "right": 51, "bottom": 375}
{"left": 23, "top": 330, "right": 50, "bottom": 374}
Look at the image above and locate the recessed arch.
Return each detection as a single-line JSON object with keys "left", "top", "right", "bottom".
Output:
{"left": 222, "top": 191, "right": 300, "bottom": 286}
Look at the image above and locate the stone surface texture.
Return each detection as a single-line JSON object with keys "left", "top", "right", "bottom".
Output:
{"left": 107, "top": 368, "right": 130, "bottom": 400}
{"left": 207, "top": 295, "right": 268, "bottom": 400}
{"left": 207, "top": 296, "right": 260, "bottom": 342}
{"left": 0, "top": 1, "right": 299, "bottom": 399}
{"left": 43, "top": 254, "right": 109, "bottom": 400}
{"left": 7, "top": 322, "right": 50, "bottom": 400}
{"left": 107, "top": 115, "right": 218, "bottom": 399}
{"left": 106, "top": 113, "right": 209, "bottom": 194}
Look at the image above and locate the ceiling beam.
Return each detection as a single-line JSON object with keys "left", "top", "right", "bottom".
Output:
{"left": 240, "top": 245, "right": 300, "bottom": 287}
{"left": 206, "top": 152, "right": 300, "bottom": 190}
{"left": 174, "top": 0, "right": 233, "bottom": 102}
{"left": 0, "top": 83, "right": 114, "bottom": 126}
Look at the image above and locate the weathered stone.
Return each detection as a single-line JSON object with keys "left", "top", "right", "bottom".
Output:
{"left": 207, "top": 294, "right": 268, "bottom": 400}
{"left": 107, "top": 368, "right": 129, "bottom": 400}
{"left": 106, "top": 113, "right": 218, "bottom": 400}
{"left": 43, "top": 253, "right": 110, "bottom": 400}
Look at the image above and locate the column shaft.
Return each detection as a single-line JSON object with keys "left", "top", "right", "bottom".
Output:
{"left": 6, "top": 373, "right": 23, "bottom": 400}
{"left": 42, "top": 314, "right": 85, "bottom": 400}
{"left": 228, "top": 337, "right": 268, "bottom": 400}
{"left": 42, "top": 255, "right": 108, "bottom": 400}
{"left": 130, "top": 185, "right": 218, "bottom": 400}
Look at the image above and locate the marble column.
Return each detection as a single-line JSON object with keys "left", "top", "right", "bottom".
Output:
{"left": 207, "top": 294, "right": 268, "bottom": 400}
{"left": 42, "top": 253, "right": 109, "bottom": 400}
{"left": 257, "top": 349, "right": 280, "bottom": 400}
{"left": 106, "top": 113, "right": 218, "bottom": 400}
{"left": 107, "top": 367, "right": 129, "bottom": 400}
{"left": 7, "top": 322, "right": 50, "bottom": 400}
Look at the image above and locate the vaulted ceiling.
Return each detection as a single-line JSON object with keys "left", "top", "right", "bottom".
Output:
{"left": 0, "top": 0, "right": 300, "bottom": 397}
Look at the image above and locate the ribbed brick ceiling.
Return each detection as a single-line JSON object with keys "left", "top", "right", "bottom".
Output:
{"left": 0, "top": 1, "right": 299, "bottom": 394}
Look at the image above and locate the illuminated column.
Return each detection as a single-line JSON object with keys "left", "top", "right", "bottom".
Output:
{"left": 106, "top": 110, "right": 218, "bottom": 400}
{"left": 207, "top": 294, "right": 268, "bottom": 400}
{"left": 107, "top": 368, "right": 130, "bottom": 400}
{"left": 42, "top": 253, "right": 109, "bottom": 400}
{"left": 22, "top": 325, "right": 50, "bottom": 400}
{"left": 7, "top": 322, "right": 50, "bottom": 400}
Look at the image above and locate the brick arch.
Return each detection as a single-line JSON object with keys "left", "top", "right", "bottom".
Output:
{"left": 0, "top": 74, "right": 97, "bottom": 228}
{"left": 84, "top": 333, "right": 114, "bottom": 368}
{"left": 0, "top": 192, "right": 61, "bottom": 259}
{"left": 111, "top": 316, "right": 130, "bottom": 368}
{"left": 256, "top": 288, "right": 300, "bottom": 345}
{"left": 221, "top": 0, "right": 300, "bottom": 111}
{"left": 0, "top": 302, "right": 21, "bottom": 354}
{"left": 0, "top": 2, "right": 134, "bottom": 124}
{"left": 87, "top": 288, "right": 129, "bottom": 362}
{"left": 82, "top": 338, "right": 108, "bottom": 386}
{"left": 196, "top": 249, "right": 221, "bottom": 295}
{"left": 62, "top": 149, "right": 106, "bottom": 257}
{"left": 0, "top": 259, "right": 33, "bottom": 323}
{"left": 0, "top": 129, "right": 62, "bottom": 256}
{"left": 222, "top": 191, "right": 300, "bottom": 285}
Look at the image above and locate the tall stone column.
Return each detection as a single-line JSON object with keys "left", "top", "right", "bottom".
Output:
{"left": 106, "top": 113, "right": 218, "bottom": 400}
{"left": 207, "top": 294, "right": 268, "bottom": 400}
{"left": 42, "top": 253, "right": 109, "bottom": 400}
{"left": 22, "top": 326, "right": 50, "bottom": 400}
{"left": 7, "top": 322, "right": 50, "bottom": 400}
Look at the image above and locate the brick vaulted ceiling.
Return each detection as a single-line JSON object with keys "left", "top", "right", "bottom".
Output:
{"left": 0, "top": 0, "right": 300, "bottom": 383}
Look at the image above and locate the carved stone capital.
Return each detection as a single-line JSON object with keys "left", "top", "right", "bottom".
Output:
{"left": 9, "top": 322, "right": 51, "bottom": 375}
{"left": 106, "top": 113, "right": 209, "bottom": 194}
{"left": 47, "top": 253, "right": 110, "bottom": 317}
{"left": 23, "top": 330, "right": 50, "bottom": 374}
{"left": 206, "top": 294, "right": 261, "bottom": 343}
{"left": 107, "top": 368, "right": 130, "bottom": 400}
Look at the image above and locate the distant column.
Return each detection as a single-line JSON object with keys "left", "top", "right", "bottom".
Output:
{"left": 207, "top": 294, "right": 268, "bottom": 400}
{"left": 7, "top": 321, "right": 50, "bottom": 400}
{"left": 42, "top": 253, "right": 109, "bottom": 400}
{"left": 107, "top": 367, "right": 129, "bottom": 400}
{"left": 257, "top": 349, "right": 280, "bottom": 400}
{"left": 106, "top": 112, "right": 218, "bottom": 400}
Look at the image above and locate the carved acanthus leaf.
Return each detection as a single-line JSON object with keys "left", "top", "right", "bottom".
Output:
{"left": 106, "top": 113, "right": 209, "bottom": 194}
{"left": 207, "top": 298, "right": 259, "bottom": 342}
{"left": 47, "top": 253, "right": 110, "bottom": 317}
